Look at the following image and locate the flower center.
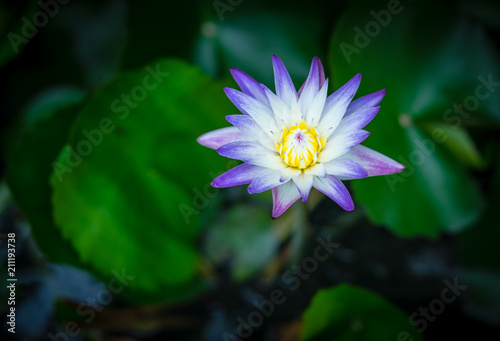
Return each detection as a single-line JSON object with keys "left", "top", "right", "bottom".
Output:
{"left": 276, "top": 121, "right": 326, "bottom": 169}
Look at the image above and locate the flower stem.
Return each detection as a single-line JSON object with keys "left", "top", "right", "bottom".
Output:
{"left": 289, "top": 201, "right": 310, "bottom": 265}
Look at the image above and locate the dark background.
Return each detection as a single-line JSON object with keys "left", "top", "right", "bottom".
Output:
{"left": 1, "top": 0, "right": 500, "bottom": 340}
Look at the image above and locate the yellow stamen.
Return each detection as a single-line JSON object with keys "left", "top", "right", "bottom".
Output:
{"left": 276, "top": 121, "right": 326, "bottom": 169}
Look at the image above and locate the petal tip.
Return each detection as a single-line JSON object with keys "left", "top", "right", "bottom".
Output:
{"left": 272, "top": 55, "right": 286, "bottom": 68}
{"left": 390, "top": 159, "right": 406, "bottom": 173}
{"left": 211, "top": 179, "right": 221, "bottom": 188}
{"left": 215, "top": 144, "right": 226, "bottom": 155}
{"left": 344, "top": 203, "right": 355, "bottom": 212}
{"left": 196, "top": 133, "right": 212, "bottom": 148}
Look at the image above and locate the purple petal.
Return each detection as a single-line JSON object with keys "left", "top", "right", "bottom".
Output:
{"left": 345, "top": 89, "right": 386, "bottom": 117}
{"left": 313, "top": 175, "right": 354, "bottom": 211}
{"left": 298, "top": 57, "right": 326, "bottom": 96}
{"left": 323, "top": 158, "right": 368, "bottom": 179}
{"left": 226, "top": 115, "right": 274, "bottom": 150}
{"left": 197, "top": 126, "right": 246, "bottom": 150}
{"left": 318, "top": 130, "right": 370, "bottom": 163}
{"left": 298, "top": 57, "right": 320, "bottom": 114}
{"left": 317, "top": 58, "right": 326, "bottom": 88}
{"left": 343, "top": 145, "right": 405, "bottom": 176}
{"left": 212, "top": 163, "right": 263, "bottom": 188}
{"left": 334, "top": 106, "right": 380, "bottom": 135}
{"left": 320, "top": 73, "right": 361, "bottom": 136}
{"left": 217, "top": 141, "right": 284, "bottom": 169}
{"left": 272, "top": 55, "right": 298, "bottom": 108}
{"left": 230, "top": 68, "right": 270, "bottom": 106}
{"left": 293, "top": 173, "right": 314, "bottom": 202}
{"left": 271, "top": 181, "right": 301, "bottom": 218}
{"left": 248, "top": 168, "right": 281, "bottom": 194}
{"left": 224, "top": 88, "right": 277, "bottom": 132}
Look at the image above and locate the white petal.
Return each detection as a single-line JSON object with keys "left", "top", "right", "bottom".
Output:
{"left": 342, "top": 145, "right": 405, "bottom": 176}
{"left": 318, "top": 130, "right": 370, "bottom": 163}
{"left": 224, "top": 88, "right": 278, "bottom": 135}
{"left": 323, "top": 158, "right": 368, "bottom": 179}
{"left": 292, "top": 172, "right": 314, "bottom": 202}
{"left": 248, "top": 168, "right": 282, "bottom": 194}
{"left": 299, "top": 58, "right": 321, "bottom": 114}
{"left": 304, "top": 163, "right": 327, "bottom": 177}
{"left": 305, "top": 79, "right": 329, "bottom": 127}
{"left": 226, "top": 115, "right": 275, "bottom": 151}
{"left": 279, "top": 166, "right": 301, "bottom": 182}
{"left": 217, "top": 141, "right": 286, "bottom": 170}
{"left": 319, "top": 73, "right": 361, "bottom": 137}
{"left": 289, "top": 95, "right": 302, "bottom": 123}
{"left": 262, "top": 84, "right": 290, "bottom": 128}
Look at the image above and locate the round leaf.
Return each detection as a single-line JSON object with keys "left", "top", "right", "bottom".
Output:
{"left": 329, "top": 1, "right": 488, "bottom": 237}
{"left": 51, "top": 59, "right": 236, "bottom": 303}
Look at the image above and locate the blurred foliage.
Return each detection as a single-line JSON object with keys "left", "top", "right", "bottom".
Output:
{"left": 0, "top": 0, "right": 499, "bottom": 339}
{"left": 301, "top": 284, "right": 423, "bottom": 341}
{"left": 205, "top": 204, "right": 280, "bottom": 282}
{"left": 329, "top": 0, "right": 499, "bottom": 237}
{"left": 195, "top": 10, "right": 323, "bottom": 86}
{"left": 51, "top": 59, "right": 237, "bottom": 303}
{"left": 0, "top": 0, "right": 37, "bottom": 68}
{"left": 5, "top": 86, "right": 84, "bottom": 265}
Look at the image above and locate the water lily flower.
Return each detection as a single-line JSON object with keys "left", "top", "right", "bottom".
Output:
{"left": 198, "top": 56, "right": 404, "bottom": 218}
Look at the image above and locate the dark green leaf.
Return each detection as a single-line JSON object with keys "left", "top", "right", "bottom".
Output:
{"left": 50, "top": 59, "right": 237, "bottom": 303}
{"left": 329, "top": 1, "right": 489, "bottom": 237}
